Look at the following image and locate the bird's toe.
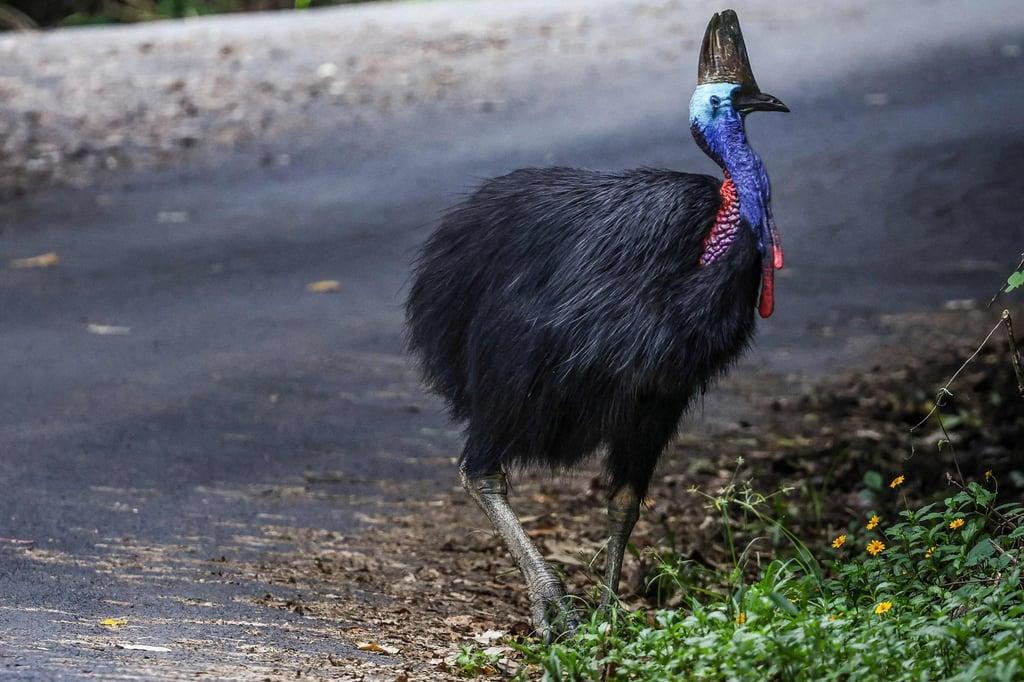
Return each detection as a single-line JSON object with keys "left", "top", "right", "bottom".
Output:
{"left": 530, "top": 587, "right": 580, "bottom": 643}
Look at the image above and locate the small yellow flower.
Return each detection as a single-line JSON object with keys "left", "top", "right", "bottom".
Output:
{"left": 867, "top": 539, "right": 886, "bottom": 556}
{"left": 889, "top": 475, "right": 905, "bottom": 489}
{"left": 924, "top": 546, "right": 936, "bottom": 559}
{"left": 985, "top": 470, "right": 994, "bottom": 480}
{"left": 867, "top": 514, "right": 880, "bottom": 530}
{"left": 735, "top": 612, "right": 747, "bottom": 625}
{"left": 874, "top": 601, "right": 893, "bottom": 616}
{"left": 949, "top": 518, "right": 965, "bottom": 530}
{"left": 832, "top": 534, "right": 847, "bottom": 549}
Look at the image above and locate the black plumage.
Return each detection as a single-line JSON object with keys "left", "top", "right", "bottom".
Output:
{"left": 406, "top": 167, "right": 760, "bottom": 496}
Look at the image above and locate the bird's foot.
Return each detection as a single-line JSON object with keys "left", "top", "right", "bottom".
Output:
{"left": 597, "top": 590, "right": 622, "bottom": 612}
{"left": 528, "top": 579, "right": 580, "bottom": 644}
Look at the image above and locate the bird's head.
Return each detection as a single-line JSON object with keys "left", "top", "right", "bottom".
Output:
{"left": 689, "top": 9, "right": 788, "bottom": 317}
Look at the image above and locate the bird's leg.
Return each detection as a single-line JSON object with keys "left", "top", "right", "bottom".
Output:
{"left": 460, "top": 468, "right": 579, "bottom": 641}
{"left": 600, "top": 485, "right": 641, "bottom": 607}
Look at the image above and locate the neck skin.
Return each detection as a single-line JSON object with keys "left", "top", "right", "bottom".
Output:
{"left": 689, "top": 83, "right": 782, "bottom": 317}
{"left": 691, "top": 107, "right": 771, "bottom": 251}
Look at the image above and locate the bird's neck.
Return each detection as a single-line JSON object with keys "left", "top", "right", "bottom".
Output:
{"left": 697, "top": 132, "right": 783, "bottom": 318}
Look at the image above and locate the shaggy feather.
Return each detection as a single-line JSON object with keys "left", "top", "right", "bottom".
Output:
{"left": 406, "top": 167, "right": 761, "bottom": 495}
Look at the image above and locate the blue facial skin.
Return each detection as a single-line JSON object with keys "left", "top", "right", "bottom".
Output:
{"left": 689, "top": 82, "right": 774, "bottom": 256}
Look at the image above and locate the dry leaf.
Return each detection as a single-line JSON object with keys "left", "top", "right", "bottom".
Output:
{"left": 100, "top": 617, "right": 128, "bottom": 630}
{"left": 87, "top": 324, "right": 131, "bottom": 336}
{"left": 306, "top": 280, "right": 340, "bottom": 293}
{"left": 11, "top": 252, "right": 59, "bottom": 269}
{"left": 443, "top": 615, "right": 474, "bottom": 628}
{"left": 355, "top": 641, "right": 399, "bottom": 655}
{"left": 116, "top": 643, "right": 171, "bottom": 652}
{"left": 471, "top": 629, "right": 505, "bottom": 645}
{"left": 543, "top": 539, "right": 588, "bottom": 567}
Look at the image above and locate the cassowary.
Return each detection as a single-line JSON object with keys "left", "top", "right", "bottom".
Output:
{"left": 406, "top": 9, "right": 788, "bottom": 639}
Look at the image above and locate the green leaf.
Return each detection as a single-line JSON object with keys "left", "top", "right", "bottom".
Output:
{"left": 1006, "top": 270, "right": 1024, "bottom": 293}
{"left": 965, "top": 538, "right": 995, "bottom": 566}
{"left": 863, "top": 470, "right": 883, "bottom": 492}
{"left": 767, "top": 591, "right": 799, "bottom": 615}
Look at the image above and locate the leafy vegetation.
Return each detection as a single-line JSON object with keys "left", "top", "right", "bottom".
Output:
{"left": 0, "top": 0, "right": 380, "bottom": 30}
{"left": 508, "top": 474, "right": 1024, "bottom": 680}
{"left": 454, "top": 645, "right": 502, "bottom": 677}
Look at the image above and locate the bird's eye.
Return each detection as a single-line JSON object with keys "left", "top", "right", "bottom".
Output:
{"left": 709, "top": 95, "right": 721, "bottom": 108}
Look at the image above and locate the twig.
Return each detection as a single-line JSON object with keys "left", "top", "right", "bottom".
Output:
{"left": 1002, "top": 310, "right": 1024, "bottom": 397}
{"left": 988, "top": 539, "right": 1018, "bottom": 566}
{"left": 988, "top": 252, "right": 1024, "bottom": 309}
{"left": 908, "top": 317, "right": 1004, "bottom": 462}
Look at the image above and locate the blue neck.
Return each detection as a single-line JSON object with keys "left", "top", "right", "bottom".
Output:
{"left": 689, "top": 84, "right": 773, "bottom": 255}
{"left": 695, "top": 120, "right": 772, "bottom": 255}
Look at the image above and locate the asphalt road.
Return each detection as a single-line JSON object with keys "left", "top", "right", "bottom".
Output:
{"left": 1, "top": 0, "right": 1023, "bottom": 677}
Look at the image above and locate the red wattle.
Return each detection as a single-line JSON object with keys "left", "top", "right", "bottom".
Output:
{"left": 773, "top": 244, "right": 784, "bottom": 270}
{"left": 759, "top": 265, "right": 775, "bottom": 318}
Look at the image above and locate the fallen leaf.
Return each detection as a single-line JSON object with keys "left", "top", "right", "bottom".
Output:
{"left": 116, "top": 643, "right": 171, "bottom": 652}
{"left": 306, "top": 280, "right": 340, "bottom": 293}
{"left": 471, "top": 629, "right": 505, "bottom": 645}
{"left": 87, "top": 324, "right": 131, "bottom": 336}
{"left": 355, "top": 641, "right": 400, "bottom": 655}
{"left": 11, "top": 252, "right": 59, "bottom": 269}
{"left": 100, "top": 617, "right": 128, "bottom": 630}
{"left": 543, "top": 539, "right": 588, "bottom": 567}
{"left": 156, "top": 211, "right": 189, "bottom": 224}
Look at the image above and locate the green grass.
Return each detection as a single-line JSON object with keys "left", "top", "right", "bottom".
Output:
{"left": 505, "top": 475, "right": 1024, "bottom": 681}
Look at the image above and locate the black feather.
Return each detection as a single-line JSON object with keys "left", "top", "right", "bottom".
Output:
{"left": 406, "top": 167, "right": 760, "bottom": 495}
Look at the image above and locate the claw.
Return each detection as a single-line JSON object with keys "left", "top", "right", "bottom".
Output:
{"left": 529, "top": 581, "right": 580, "bottom": 643}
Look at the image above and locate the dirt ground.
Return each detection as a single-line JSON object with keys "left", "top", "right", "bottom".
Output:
{"left": 69, "top": 304, "right": 1011, "bottom": 681}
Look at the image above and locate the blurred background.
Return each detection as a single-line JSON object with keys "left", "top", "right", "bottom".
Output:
{"left": 0, "top": 0, "right": 378, "bottom": 29}
{"left": 0, "top": 0, "right": 1022, "bottom": 677}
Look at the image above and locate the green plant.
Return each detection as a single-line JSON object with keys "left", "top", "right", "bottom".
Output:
{"left": 454, "top": 644, "right": 501, "bottom": 677}
{"left": 515, "top": 475, "right": 1024, "bottom": 681}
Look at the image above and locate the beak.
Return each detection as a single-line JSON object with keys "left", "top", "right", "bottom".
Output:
{"left": 733, "top": 89, "right": 789, "bottom": 114}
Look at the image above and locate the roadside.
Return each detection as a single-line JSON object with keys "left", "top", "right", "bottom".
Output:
{"left": 4, "top": 305, "right": 1020, "bottom": 680}
{"left": 0, "top": 0, "right": 666, "bottom": 198}
{"left": 3, "top": 0, "right": 1023, "bottom": 202}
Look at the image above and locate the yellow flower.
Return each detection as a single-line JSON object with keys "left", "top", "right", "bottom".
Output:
{"left": 867, "top": 515, "right": 880, "bottom": 530}
{"left": 924, "top": 546, "right": 936, "bottom": 559}
{"left": 867, "top": 539, "right": 886, "bottom": 556}
{"left": 832, "top": 534, "right": 847, "bottom": 549}
{"left": 889, "top": 475, "right": 905, "bottom": 489}
{"left": 735, "top": 612, "right": 747, "bottom": 625}
{"left": 985, "top": 470, "right": 994, "bottom": 480}
{"left": 874, "top": 601, "right": 893, "bottom": 616}
{"left": 949, "top": 518, "right": 965, "bottom": 530}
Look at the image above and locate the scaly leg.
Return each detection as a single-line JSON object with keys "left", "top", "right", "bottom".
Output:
{"left": 601, "top": 485, "right": 641, "bottom": 606}
{"left": 461, "top": 468, "right": 579, "bottom": 642}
